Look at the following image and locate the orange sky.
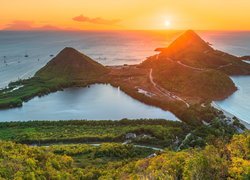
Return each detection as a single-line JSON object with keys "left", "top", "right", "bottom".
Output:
{"left": 1, "top": 0, "right": 250, "bottom": 31}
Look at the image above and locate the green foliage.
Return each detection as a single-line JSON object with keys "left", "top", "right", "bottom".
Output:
{"left": 0, "top": 120, "right": 247, "bottom": 179}
{"left": 0, "top": 141, "right": 154, "bottom": 179}
{"left": 0, "top": 118, "right": 243, "bottom": 151}
{"left": 113, "top": 131, "right": 250, "bottom": 180}
{"left": 0, "top": 119, "right": 190, "bottom": 148}
{"left": 152, "top": 60, "right": 236, "bottom": 100}
{"left": 0, "top": 77, "right": 75, "bottom": 109}
{"left": 0, "top": 141, "right": 74, "bottom": 179}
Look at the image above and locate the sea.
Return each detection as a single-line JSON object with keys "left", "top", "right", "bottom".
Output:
{"left": 0, "top": 30, "right": 250, "bottom": 122}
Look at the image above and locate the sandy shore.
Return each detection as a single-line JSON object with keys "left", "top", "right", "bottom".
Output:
{"left": 211, "top": 102, "right": 250, "bottom": 129}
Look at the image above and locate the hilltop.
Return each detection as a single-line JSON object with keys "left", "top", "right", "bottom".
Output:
{"left": 36, "top": 47, "right": 109, "bottom": 81}
{"left": 154, "top": 30, "right": 250, "bottom": 75}
{"left": 157, "top": 30, "right": 213, "bottom": 55}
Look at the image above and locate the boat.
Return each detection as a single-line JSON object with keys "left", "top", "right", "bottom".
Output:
{"left": 24, "top": 51, "right": 29, "bottom": 57}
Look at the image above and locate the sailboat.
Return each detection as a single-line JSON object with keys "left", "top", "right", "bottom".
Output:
{"left": 24, "top": 51, "right": 29, "bottom": 57}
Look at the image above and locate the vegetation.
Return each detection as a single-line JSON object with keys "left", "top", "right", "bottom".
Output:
{"left": 0, "top": 118, "right": 244, "bottom": 149}
{"left": 152, "top": 60, "right": 236, "bottom": 100}
{"left": 0, "top": 77, "right": 70, "bottom": 108}
{"left": 0, "top": 130, "right": 248, "bottom": 179}
{"left": 113, "top": 132, "right": 250, "bottom": 180}
{"left": 0, "top": 119, "right": 190, "bottom": 147}
{"left": 0, "top": 141, "right": 155, "bottom": 179}
{"left": 35, "top": 47, "right": 108, "bottom": 80}
{"left": 0, "top": 117, "right": 246, "bottom": 179}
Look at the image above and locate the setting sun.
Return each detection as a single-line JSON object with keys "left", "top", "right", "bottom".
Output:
{"left": 164, "top": 20, "right": 171, "bottom": 28}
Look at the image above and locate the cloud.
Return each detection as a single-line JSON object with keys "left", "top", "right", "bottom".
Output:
{"left": 4, "top": 20, "right": 34, "bottom": 30}
{"left": 36, "top": 25, "right": 62, "bottom": 31}
{"left": 2, "top": 21, "right": 72, "bottom": 31}
{"left": 72, "top": 15, "right": 121, "bottom": 25}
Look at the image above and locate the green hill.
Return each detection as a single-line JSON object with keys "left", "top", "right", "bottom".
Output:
{"left": 141, "top": 30, "right": 238, "bottom": 100}
{"left": 35, "top": 47, "right": 109, "bottom": 81}
{"left": 0, "top": 48, "right": 109, "bottom": 109}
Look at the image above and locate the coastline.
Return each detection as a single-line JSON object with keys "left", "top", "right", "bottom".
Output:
{"left": 211, "top": 102, "right": 250, "bottom": 129}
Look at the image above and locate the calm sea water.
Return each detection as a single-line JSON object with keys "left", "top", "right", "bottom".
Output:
{"left": 0, "top": 30, "right": 250, "bottom": 122}
{"left": 0, "top": 31, "right": 180, "bottom": 88}
{"left": 0, "top": 84, "right": 178, "bottom": 121}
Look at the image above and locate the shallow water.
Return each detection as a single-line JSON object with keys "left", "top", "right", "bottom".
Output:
{"left": 0, "top": 84, "right": 179, "bottom": 121}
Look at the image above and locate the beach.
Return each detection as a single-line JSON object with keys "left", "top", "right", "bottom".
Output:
{"left": 211, "top": 102, "right": 250, "bottom": 129}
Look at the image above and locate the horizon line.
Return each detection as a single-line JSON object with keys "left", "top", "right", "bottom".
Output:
{"left": 1, "top": 29, "right": 250, "bottom": 32}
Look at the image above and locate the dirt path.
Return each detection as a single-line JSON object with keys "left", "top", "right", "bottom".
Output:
{"left": 217, "top": 63, "right": 232, "bottom": 69}
{"left": 149, "top": 69, "right": 190, "bottom": 108}
{"left": 177, "top": 61, "right": 205, "bottom": 71}
{"left": 177, "top": 60, "right": 232, "bottom": 71}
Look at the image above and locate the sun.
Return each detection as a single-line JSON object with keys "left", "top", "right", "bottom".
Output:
{"left": 164, "top": 20, "right": 171, "bottom": 27}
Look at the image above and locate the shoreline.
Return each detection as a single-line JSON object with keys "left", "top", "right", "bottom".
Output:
{"left": 211, "top": 102, "right": 250, "bottom": 129}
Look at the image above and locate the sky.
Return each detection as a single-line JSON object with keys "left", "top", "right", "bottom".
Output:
{"left": 1, "top": 0, "right": 250, "bottom": 31}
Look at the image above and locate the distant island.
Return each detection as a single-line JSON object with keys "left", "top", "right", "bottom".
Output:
{"left": 1, "top": 30, "right": 250, "bottom": 126}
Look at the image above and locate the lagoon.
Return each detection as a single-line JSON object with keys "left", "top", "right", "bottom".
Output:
{"left": 0, "top": 84, "right": 179, "bottom": 122}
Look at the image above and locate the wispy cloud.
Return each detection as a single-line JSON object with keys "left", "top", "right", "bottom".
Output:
{"left": 4, "top": 20, "right": 34, "bottom": 30}
{"left": 2, "top": 20, "right": 73, "bottom": 31}
{"left": 72, "top": 15, "right": 121, "bottom": 25}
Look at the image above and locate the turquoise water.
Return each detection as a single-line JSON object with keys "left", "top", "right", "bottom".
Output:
{"left": 215, "top": 76, "right": 250, "bottom": 123}
{"left": 0, "top": 84, "right": 179, "bottom": 121}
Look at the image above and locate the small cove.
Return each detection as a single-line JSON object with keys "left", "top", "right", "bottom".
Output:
{"left": 214, "top": 76, "right": 250, "bottom": 125}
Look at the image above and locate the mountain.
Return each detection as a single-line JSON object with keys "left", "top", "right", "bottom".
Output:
{"left": 141, "top": 30, "right": 239, "bottom": 100}
{"left": 154, "top": 30, "right": 250, "bottom": 75}
{"left": 35, "top": 47, "right": 109, "bottom": 80}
